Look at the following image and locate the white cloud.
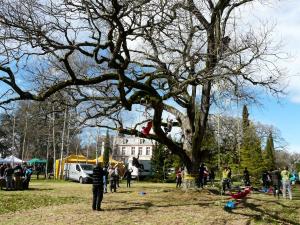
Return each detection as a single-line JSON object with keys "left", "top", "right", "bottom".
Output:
{"left": 247, "top": 0, "right": 300, "bottom": 104}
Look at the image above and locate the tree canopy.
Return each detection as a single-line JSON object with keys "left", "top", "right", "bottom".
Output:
{"left": 0, "top": 0, "right": 286, "bottom": 172}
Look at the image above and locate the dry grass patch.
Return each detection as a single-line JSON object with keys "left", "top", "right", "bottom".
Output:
{"left": 0, "top": 180, "right": 299, "bottom": 225}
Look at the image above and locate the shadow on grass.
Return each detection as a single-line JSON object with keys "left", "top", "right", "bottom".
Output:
{"left": 106, "top": 199, "right": 213, "bottom": 212}
{"left": 28, "top": 187, "right": 54, "bottom": 191}
{"left": 253, "top": 196, "right": 300, "bottom": 210}
{"left": 228, "top": 200, "right": 300, "bottom": 225}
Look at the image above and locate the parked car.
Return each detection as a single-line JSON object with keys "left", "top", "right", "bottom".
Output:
{"left": 64, "top": 163, "right": 94, "bottom": 184}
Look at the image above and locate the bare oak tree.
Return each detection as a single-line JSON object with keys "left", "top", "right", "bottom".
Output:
{"left": 0, "top": 0, "right": 285, "bottom": 173}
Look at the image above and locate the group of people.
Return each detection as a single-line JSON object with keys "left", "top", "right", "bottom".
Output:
{"left": 174, "top": 164, "right": 216, "bottom": 189}
{"left": 0, "top": 163, "right": 33, "bottom": 191}
{"left": 198, "top": 164, "right": 215, "bottom": 188}
{"left": 260, "top": 166, "right": 294, "bottom": 200}
{"left": 92, "top": 163, "right": 133, "bottom": 211}
{"left": 220, "top": 165, "right": 296, "bottom": 201}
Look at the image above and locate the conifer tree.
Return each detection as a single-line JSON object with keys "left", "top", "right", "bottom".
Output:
{"left": 103, "top": 130, "right": 111, "bottom": 166}
{"left": 241, "top": 104, "right": 251, "bottom": 169}
{"left": 242, "top": 105, "right": 250, "bottom": 135}
{"left": 240, "top": 105, "right": 263, "bottom": 178}
{"left": 264, "top": 132, "right": 275, "bottom": 170}
{"left": 240, "top": 124, "right": 263, "bottom": 177}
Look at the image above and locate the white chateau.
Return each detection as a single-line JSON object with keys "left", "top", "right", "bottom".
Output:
{"left": 109, "top": 136, "right": 156, "bottom": 163}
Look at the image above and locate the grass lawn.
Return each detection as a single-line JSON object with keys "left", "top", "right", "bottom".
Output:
{"left": 0, "top": 180, "right": 299, "bottom": 225}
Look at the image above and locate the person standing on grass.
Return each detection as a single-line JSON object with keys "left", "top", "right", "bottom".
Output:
{"left": 103, "top": 166, "right": 108, "bottom": 193}
{"left": 92, "top": 163, "right": 105, "bottom": 211}
{"left": 281, "top": 166, "right": 292, "bottom": 200}
{"left": 36, "top": 165, "right": 41, "bottom": 180}
{"left": 198, "top": 163, "right": 205, "bottom": 188}
{"left": 176, "top": 168, "right": 182, "bottom": 188}
{"left": 114, "top": 166, "right": 120, "bottom": 188}
{"left": 222, "top": 166, "right": 231, "bottom": 193}
{"left": 124, "top": 168, "right": 133, "bottom": 188}
{"left": 270, "top": 168, "right": 281, "bottom": 199}
{"left": 109, "top": 166, "right": 116, "bottom": 192}
{"left": 243, "top": 167, "right": 251, "bottom": 186}
{"left": 4, "top": 164, "right": 14, "bottom": 190}
{"left": 14, "top": 164, "right": 23, "bottom": 190}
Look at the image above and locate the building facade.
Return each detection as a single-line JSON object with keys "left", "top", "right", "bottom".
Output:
{"left": 109, "top": 136, "right": 156, "bottom": 163}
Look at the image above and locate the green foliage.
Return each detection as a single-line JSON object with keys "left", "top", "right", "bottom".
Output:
{"left": 264, "top": 132, "right": 276, "bottom": 170}
{"left": 242, "top": 105, "right": 250, "bottom": 134}
{"left": 201, "top": 126, "right": 219, "bottom": 168}
{"left": 103, "top": 130, "right": 110, "bottom": 165}
{"left": 240, "top": 105, "right": 263, "bottom": 177}
{"left": 151, "top": 143, "right": 181, "bottom": 181}
{"left": 240, "top": 123, "right": 263, "bottom": 177}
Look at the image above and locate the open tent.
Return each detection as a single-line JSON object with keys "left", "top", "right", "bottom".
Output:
{"left": 0, "top": 157, "right": 4, "bottom": 163}
{"left": 4, "top": 155, "right": 23, "bottom": 165}
{"left": 28, "top": 158, "right": 47, "bottom": 165}
{"left": 55, "top": 154, "right": 93, "bottom": 179}
{"left": 63, "top": 154, "right": 90, "bottom": 163}
{"left": 90, "top": 155, "right": 121, "bottom": 165}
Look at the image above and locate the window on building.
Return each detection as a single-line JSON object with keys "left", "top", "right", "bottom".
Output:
{"left": 139, "top": 139, "right": 145, "bottom": 144}
{"left": 146, "top": 147, "right": 150, "bottom": 155}
{"left": 123, "top": 139, "right": 128, "bottom": 144}
{"left": 122, "top": 147, "right": 126, "bottom": 155}
{"left": 131, "top": 147, "right": 135, "bottom": 155}
{"left": 138, "top": 147, "right": 143, "bottom": 155}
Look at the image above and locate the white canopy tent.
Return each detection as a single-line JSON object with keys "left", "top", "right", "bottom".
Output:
{"left": 4, "top": 155, "right": 23, "bottom": 165}
{"left": 0, "top": 157, "right": 4, "bottom": 163}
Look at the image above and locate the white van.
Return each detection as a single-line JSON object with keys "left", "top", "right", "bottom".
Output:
{"left": 64, "top": 163, "right": 95, "bottom": 184}
{"left": 127, "top": 157, "right": 152, "bottom": 179}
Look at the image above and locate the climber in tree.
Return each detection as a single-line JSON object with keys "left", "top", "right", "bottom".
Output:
{"left": 164, "top": 118, "right": 173, "bottom": 134}
{"left": 221, "top": 36, "right": 231, "bottom": 52}
{"left": 141, "top": 121, "right": 152, "bottom": 136}
{"left": 132, "top": 154, "right": 144, "bottom": 170}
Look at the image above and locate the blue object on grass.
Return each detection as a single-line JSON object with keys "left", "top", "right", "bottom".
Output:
{"left": 225, "top": 201, "right": 236, "bottom": 209}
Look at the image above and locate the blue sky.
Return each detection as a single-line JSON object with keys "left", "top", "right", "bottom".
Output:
{"left": 246, "top": 0, "right": 300, "bottom": 153}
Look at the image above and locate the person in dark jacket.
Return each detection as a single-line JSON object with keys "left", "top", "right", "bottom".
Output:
{"left": 124, "top": 168, "right": 133, "bottom": 188}
{"left": 92, "top": 163, "right": 105, "bottom": 211}
{"left": 4, "top": 164, "right": 14, "bottom": 190}
{"left": 262, "top": 170, "right": 271, "bottom": 190}
{"left": 14, "top": 164, "right": 23, "bottom": 190}
{"left": 270, "top": 168, "right": 281, "bottom": 198}
{"left": 198, "top": 163, "right": 205, "bottom": 188}
{"left": 23, "top": 166, "right": 33, "bottom": 190}
{"left": 243, "top": 167, "right": 251, "bottom": 186}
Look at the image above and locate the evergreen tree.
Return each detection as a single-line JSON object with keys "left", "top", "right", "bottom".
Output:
{"left": 264, "top": 132, "right": 275, "bottom": 170}
{"left": 240, "top": 104, "right": 251, "bottom": 171}
{"left": 241, "top": 105, "right": 263, "bottom": 179}
{"left": 151, "top": 143, "right": 175, "bottom": 181}
{"left": 242, "top": 105, "right": 250, "bottom": 135}
{"left": 240, "top": 123, "right": 263, "bottom": 178}
{"left": 103, "top": 130, "right": 110, "bottom": 165}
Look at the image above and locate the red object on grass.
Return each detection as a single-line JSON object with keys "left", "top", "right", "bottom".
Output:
{"left": 230, "top": 188, "right": 250, "bottom": 199}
